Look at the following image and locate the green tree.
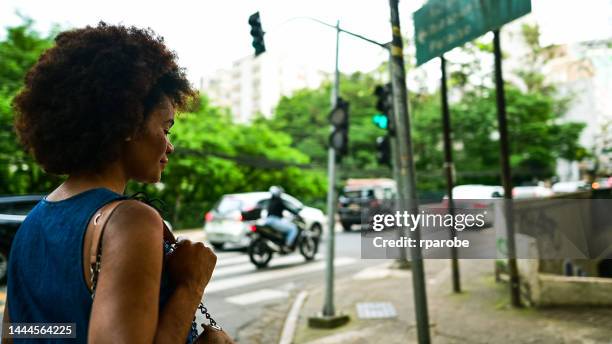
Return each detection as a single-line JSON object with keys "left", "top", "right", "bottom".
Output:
{"left": 0, "top": 16, "right": 58, "bottom": 195}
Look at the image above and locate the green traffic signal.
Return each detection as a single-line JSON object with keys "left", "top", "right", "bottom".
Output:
{"left": 372, "top": 113, "right": 388, "bottom": 129}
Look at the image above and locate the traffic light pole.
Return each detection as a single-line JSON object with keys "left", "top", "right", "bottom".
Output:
{"left": 309, "top": 20, "right": 350, "bottom": 329}
{"left": 292, "top": 16, "right": 389, "bottom": 329}
{"left": 388, "top": 0, "right": 431, "bottom": 343}
{"left": 323, "top": 20, "right": 341, "bottom": 318}
{"left": 440, "top": 55, "right": 461, "bottom": 293}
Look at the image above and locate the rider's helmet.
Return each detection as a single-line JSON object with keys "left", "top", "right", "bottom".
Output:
{"left": 269, "top": 185, "right": 283, "bottom": 197}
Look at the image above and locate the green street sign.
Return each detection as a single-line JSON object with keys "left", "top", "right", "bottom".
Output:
{"left": 414, "top": 0, "right": 531, "bottom": 66}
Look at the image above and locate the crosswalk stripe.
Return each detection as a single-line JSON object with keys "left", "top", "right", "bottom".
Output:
{"left": 214, "top": 251, "right": 244, "bottom": 259}
{"left": 225, "top": 289, "right": 289, "bottom": 305}
{"left": 205, "top": 257, "right": 356, "bottom": 294}
{"left": 213, "top": 254, "right": 322, "bottom": 278}
{"left": 214, "top": 254, "right": 250, "bottom": 267}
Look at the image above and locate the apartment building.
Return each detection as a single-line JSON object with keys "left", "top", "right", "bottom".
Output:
{"left": 201, "top": 51, "right": 327, "bottom": 123}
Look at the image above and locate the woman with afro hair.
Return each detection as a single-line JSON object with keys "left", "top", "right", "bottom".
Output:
{"left": 3, "top": 23, "right": 233, "bottom": 343}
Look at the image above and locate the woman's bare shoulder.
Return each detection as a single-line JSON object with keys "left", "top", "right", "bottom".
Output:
{"left": 104, "top": 199, "right": 164, "bottom": 244}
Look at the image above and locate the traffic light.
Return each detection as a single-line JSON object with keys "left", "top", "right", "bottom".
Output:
{"left": 375, "top": 84, "right": 391, "bottom": 114}
{"left": 248, "top": 12, "right": 266, "bottom": 56}
{"left": 372, "top": 113, "right": 388, "bottom": 129}
{"left": 376, "top": 135, "right": 391, "bottom": 166}
{"left": 372, "top": 83, "right": 394, "bottom": 134}
{"left": 329, "top": 97, "right": 349, "bottom": 157}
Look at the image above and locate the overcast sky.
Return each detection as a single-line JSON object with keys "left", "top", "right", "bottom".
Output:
{"left": 1, "top": 0, "right": 610, "bottom": 85}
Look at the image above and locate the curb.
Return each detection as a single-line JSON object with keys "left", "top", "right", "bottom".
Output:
{"left": 279, "top": 291, "right": 309, "bottom": 344}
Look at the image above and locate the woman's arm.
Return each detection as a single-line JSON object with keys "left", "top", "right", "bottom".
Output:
{"left": 154, "top": 285, "right": 201, "bottom": 343}
{"left": 87, "top": 200, "right": 202, "bottom": 344}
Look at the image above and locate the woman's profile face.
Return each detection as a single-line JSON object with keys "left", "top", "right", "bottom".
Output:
{"left": 121, "top": 95, "right": 175, "bottom": 183}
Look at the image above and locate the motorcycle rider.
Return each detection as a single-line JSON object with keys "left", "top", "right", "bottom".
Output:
{"left": 265, "top": 186, "right": 299, "bottom": 249}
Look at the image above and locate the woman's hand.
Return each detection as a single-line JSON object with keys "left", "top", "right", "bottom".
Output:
{"left": 165, "top": 239, "right": 217, "bottom": 295}
{"left": 194, "top": 325, "right": 236, "bottom": 344}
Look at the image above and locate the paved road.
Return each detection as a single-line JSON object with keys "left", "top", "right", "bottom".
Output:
{"left": 189, "top": 230, "right": 382, "bottom": 339}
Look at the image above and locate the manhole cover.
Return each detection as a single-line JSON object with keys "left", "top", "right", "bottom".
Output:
{"left": 356, "top": 302, "right": 397, "bottom": 319}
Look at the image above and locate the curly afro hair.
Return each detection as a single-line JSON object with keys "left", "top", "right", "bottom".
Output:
{"left": 13, "top": 22, "right": 196, "bottom": 175}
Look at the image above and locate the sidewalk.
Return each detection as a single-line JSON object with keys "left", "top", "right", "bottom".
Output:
{"left": 240, "top": 259, "right": 612, "bottom": 344}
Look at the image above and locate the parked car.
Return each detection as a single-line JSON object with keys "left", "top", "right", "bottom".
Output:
{"left": 444, "top": 185, "right": 504, "bottom": 227}
{"left": 512, "top": 185, "right": 554, "bottom": 199}
{"left": 204, "top": 192, "right": 326, "bottom": 250}
{"left": 337, "top": 178, "right": 396, "bottom": 231}
{"left": 450, "top": 184, "right": 504, "bottom": 200}
{"left": 0, "top": 195, "right": 44, "bottom": 284}
{"left": 552, "top": 181, "right": 590, "bottom": 193}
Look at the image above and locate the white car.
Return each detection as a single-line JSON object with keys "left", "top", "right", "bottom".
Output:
{"left": 445, "top": 185, "right": 504, "bottom": 227}
{"left": 204, "top": 192, "right": 326, "bottom": 250}
{"left": 512, "top": 185, "right": 554, "bottom": 199}
{"left": 451, "top": 184, "right": 504, "bottom": 200}
{"left": 552, "top": 181, "right": 590, "bottom": 194}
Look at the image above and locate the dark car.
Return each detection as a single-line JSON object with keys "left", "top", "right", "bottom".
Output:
{"left": 337, "top": 179, "right": 396, "bottom": 231}
{"left": 0, "top": 195, "right": 44, "bottom": 284}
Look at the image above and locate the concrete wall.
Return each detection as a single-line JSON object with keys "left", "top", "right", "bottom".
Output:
{"left": 519, "top": 259, "right": 612, "bottom": 306}
{"left": 512, "top": 190, "right": 612, "bottom": 306}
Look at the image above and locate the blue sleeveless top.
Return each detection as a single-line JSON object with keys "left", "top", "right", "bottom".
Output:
{"left": 7, "top": 188, "right": 196, "bottom": 343}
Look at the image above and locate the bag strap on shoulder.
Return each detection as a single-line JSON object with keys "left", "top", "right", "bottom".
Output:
{"left": 89, "top": 200, "right": 125, "bottom": 292}
{"left": 88, "top": 199, "right": 175, "bottom": 295}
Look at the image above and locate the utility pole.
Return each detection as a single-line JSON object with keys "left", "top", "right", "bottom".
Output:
{"left": 388, "top": 0, "right": 431, "bottom": 343}
{"left": 388, "top": 53, "right": 410, "bottom": 268}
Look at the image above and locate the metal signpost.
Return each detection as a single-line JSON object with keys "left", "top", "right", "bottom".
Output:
{"left": 388, "top": 1, "right": 431, "bottom": 342}
{"left": 440, "top": 54, "right": 461, "bottom": 293}
{"left": 413, "top": 0, "right": 532, "bottom": 307}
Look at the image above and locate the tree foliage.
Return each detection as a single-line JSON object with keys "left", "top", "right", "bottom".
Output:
{"left": 0, "top": 17, "right": 59, "bottom": 195}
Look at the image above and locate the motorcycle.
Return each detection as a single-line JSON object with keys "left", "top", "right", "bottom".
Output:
{"left": 247, "top": 215, "right": 320, "bottom": 269}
